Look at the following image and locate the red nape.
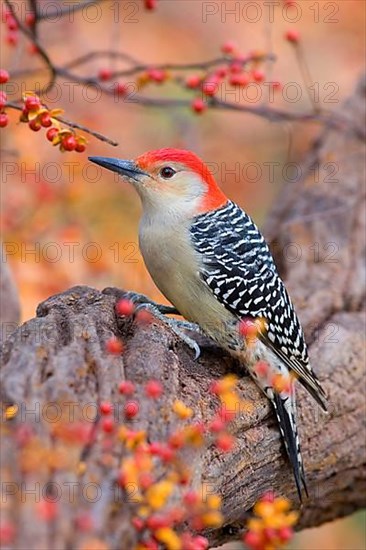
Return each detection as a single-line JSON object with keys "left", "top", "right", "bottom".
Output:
{"left": 136, "top": 148, "right": 228, "bottom": 213}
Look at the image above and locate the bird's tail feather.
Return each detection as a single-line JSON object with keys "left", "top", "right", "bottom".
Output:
{"left": 271, "top": 390, "right": 308, "bottom": 502}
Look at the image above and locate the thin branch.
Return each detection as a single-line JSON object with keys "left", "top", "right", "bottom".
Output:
{"left": 6, "top": 101, "right": 118, "bottom": 146}
{"left": 4, "top": 0, "right": 56, "bottom": 93}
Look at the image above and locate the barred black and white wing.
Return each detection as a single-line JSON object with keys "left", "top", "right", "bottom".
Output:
{"left": 190, "top": 201, "right": 327, "bottom": 411}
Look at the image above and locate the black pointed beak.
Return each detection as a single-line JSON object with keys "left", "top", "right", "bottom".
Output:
{"left": 88, "top": 156, "right": 148, "bottom": 179}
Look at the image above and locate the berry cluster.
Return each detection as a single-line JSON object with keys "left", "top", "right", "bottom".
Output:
{"left": 1, "top": 7, "right": 37, "bottom": 53}
{"left": 185, "top": 42, "right": 281, "bottom": 114}
{"left": 243, "top": 492, "right": 298, "bottom": 550}
{"left": 20, "top": 92, "right": 87, "bottom": 152}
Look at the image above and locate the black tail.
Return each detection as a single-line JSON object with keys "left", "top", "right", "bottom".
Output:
{"left": 272, "top": 392, "right": 308, "bottom": 502}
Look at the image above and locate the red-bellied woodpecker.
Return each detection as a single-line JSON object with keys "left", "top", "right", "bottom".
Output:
{"left": 89, "top": 148, "right": 328, "bottom": 500}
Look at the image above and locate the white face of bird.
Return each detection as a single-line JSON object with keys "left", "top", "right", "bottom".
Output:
{"left": 89, "top": 148, "right": 227, "bottom": 218}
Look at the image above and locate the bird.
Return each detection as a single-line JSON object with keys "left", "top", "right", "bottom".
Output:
{"left": 89, "top": 148, "right": 328, "bottom": 500}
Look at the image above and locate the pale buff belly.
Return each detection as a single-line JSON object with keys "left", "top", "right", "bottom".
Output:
{"left": 139, "top": 223, "right": 241, "bottom": 350}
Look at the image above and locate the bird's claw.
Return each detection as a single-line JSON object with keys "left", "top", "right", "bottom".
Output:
{"left": 133, "top": 302, "right": 201, "bottom": 360}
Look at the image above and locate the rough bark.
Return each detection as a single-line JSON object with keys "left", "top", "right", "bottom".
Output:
{"left": 1, "top": 78, "right": 365, "bottom": 549}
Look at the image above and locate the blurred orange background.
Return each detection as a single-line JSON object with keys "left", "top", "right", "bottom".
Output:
{"left": 1, "top": 1, "right": 365, "bottom": 548}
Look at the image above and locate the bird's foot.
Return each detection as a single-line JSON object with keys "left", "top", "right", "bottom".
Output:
{"left": 123, "top": 291, "right": 179, "bottom": 315}
{"left": 134, "top": 302, "right": 202, "bottom": 360}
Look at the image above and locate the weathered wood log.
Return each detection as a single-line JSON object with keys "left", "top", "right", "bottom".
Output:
{"left": 1, "top": 77, "right": 365, "bottom": 549}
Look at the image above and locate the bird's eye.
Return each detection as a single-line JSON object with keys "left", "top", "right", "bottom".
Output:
{"left": 160, "top": 166, "right": 176, "bottom": 179}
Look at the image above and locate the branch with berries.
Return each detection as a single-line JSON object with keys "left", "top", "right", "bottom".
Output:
{"left": 1, "top": 78, "right": 365, "bottom": 550}
{"left": 2, "top": 0, "right": 362, "bottom": 157}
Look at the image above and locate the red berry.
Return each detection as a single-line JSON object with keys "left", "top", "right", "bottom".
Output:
{"left": 101, "top": 417, "right": 114, "bottom": 433}
{"left": 0, "top": 91, "right": 7, "bottom": 110}
{"left": 208, "top": 416, "right": 225, "bottom": 433}
{"left": 252, "top": 69, "right": 265, "bottom": 82}
{"left": 145, "top": 380, "right": 163, "bottom": 399}
{"left": 106, "top": 336, "right": 124, "bottom": 354}
{"left": 27, "top": 43, "right": 39, "bottom": 55}
{"left": 229, "top": 61, "right": 242, "bottom": 74}
{"left": 239, "top": 318, "right": 257, "bottom": 340}
{"left": 46, "top": 127, "right": 59, "bottom": 142}
{"left": 124, "top": 400, "right": 139, "bottom": 419}
{"left": 132, "top": 517, "right": 145, "bottom": 531}
{"left": 115, "top": 82, "right": 128, "bottom": 96}
{"left": 229, "top": 73, "right": 249, "bottom": 87}
{"left": 28, "top": 119, "right": 41, "bottom": 131}
{"left": 243, "top": 531, "right": 262, "bottom": 549}
{"left": 6, "top": 32, "right": 18, "bottom": 46}
{"left": 62, "top": 135, "right": 77, "bottom": 151}
{"left": 118, "top": 380, "right": 135, "bottom": 395}
{"left": 278, "top": 526, "right": 293, "bottom": 542}
{"left": 221, "top": 41, "right": 236, "bottom": 55}
{"left": 146, "top": 514, "right": 170, "bottom": 530}
{"left": 99, "top": 401, "right": 113, "bottom": 415}
{"left": 6, "top": 16, "right": 18, "bottom": 31}
{"left": 74, "top": 513, "right": 93, "bottom": 532}
{"left": 144, "top": 0, "right": 157, "bottom": 10}
{"left": 261, "top": 491, "right": 275, "bottom": 503}
{"left": 75, "top": 142, "right": 86, "bottom": 153}
{"left": 0, "top": 113, "right": 9, "bottom": 127}
{"left": 215, "top": 433, "right": 235, "bottom": 452}
{"left": 191, "top": 98, "right": 206, "bottom": 114}
{"left": 0, "top": 522, "right": 15, "bottom": 544}
{"left": 0, "top": 69, "right": 9, "bottom": 84}
{"left": 115, "top": 298, "right": 135, "bottom": 316}
{"left": 185, "top": 74, "right": 201, "bottom": 89}
{"left": 202, "top": 78, "right": 219, "bottom": 96}
{"left": 25, "top": 95, "right": 41, "bottom": 110}
{"left": 183, "top": 490, "right": 199, "bottom": 506}
{"left": 147, "top": 68, "right": 166, "bottom": 83}
{"left": 215, "top": 67, "right": 227, "bottom": 78}
{"left": 39, "top": 112, "right": 52, "bottom": 127}
{"left": 254, "top": 360, "right": 269, "bottom": 377}
{"left": 25, "top": 12, "right": 36, "bottom": 26}
{"left": 285, "top": 29, "right": 300, "bottom": 43}
{"left": 98, "top": 68, "right": 112, "bottom": 81}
